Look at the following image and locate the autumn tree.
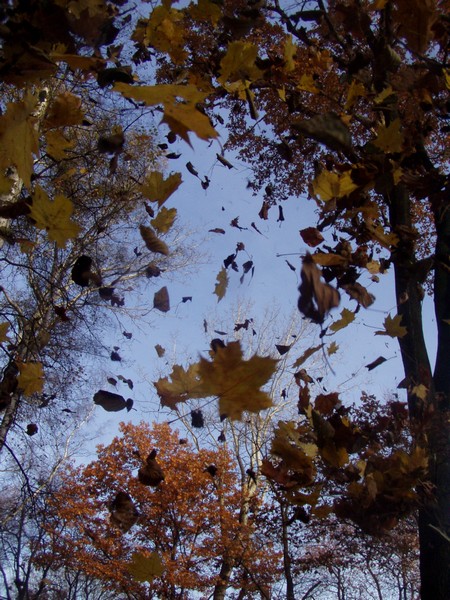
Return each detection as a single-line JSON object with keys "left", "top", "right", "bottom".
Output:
{"left": 38, "top": 421, "right": 281, "bottom": 599}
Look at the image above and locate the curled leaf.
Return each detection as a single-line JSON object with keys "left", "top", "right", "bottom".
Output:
{"left": 298, "top": 253, "right": 340, "bottom": 324}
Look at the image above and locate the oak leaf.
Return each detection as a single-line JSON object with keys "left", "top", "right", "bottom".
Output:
{"left": 198, "top": 341, "right": 277, "bottom": 420}
{"left": 30, "top": 186, "right": 81, "bottom": 248}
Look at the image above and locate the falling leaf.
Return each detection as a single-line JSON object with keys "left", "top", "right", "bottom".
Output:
{"left": 327, "top": 341, "right": 339, "bottom": 355}
{"left": 312, "top": 169, "right": 358, "bottom": 201}
{"left": 139, "top": 225, "right": 169, "bottom": 255}
{"left": 411, "top": 384, "right": 428, "bottom": 400}
{"left": 153, "top": 286, "right": 170, "bottom": 312}
{"left": 191, "top": 409, "right": 205, "bottom": 427}
{"left": 300, "top": 227, "right": 324, "bottom": 247}
{"left": 0, "top": 322, "right": 9, "bottom": 343}
{"left": 110, "top": 492, "right": 139, "bottom": 533}
{"left": 94, "top": 390, "right": 133, "bottom": 412}
{"left": 111, "top": 351, "right": 121, "bottom": 362}
{"left": 140, "top": 171, "right": 182, "bottom": 206}
{"left": 284, "top": 35, "right": 297, "bottom": 71}
{"left": 209, "top": 228, "right": 226, "bottom": 234}
{"left": 218, "top": 41, "right": 262, "bottom": 86}
{"left": 138, "top": 449, "right": 165, "bottom": 486}
{"left": 312, "top": 252, "right": 348, "bottom": 267}
{"left": 315, "top": 392, "right": 341, "bottom": 415}
{"left": 276, "top": 344, "right": 292, "bottom": 356}
{"left": 26, "top": 423, "right": 38, "bottom": 436}
{"left": 292, "top": 344, "right": 323, "bottom": 368}
{"left": 365, "top": 356, "right": 387, "bottom": 371}
{"left": 30, "top": 186, "right": 81, "bottom": 248}
{"left": 298, "top": 253, "right": 340, "bottom": 324}
{"left": 198, "top": 341, "right": 278, "bottom": 420}
{"left": 373, "top": 119, "right": 404, "bottom": 153}
{"left": 128, "top": 551, "right": 163, "bottom": 583}
{"left": 216, "top": 154, "right": 234, "bottom": 169}
{"left": 45, "top": 130, "right": 76, "bottom": 161}
{"left": 364, "top": 220, "right": 398, "bottom": 248}
{"left": 123, "top": 331, "right": 132, "bottom": 339}
{"left": 214, "top": 267, "right": 228, "bottom": 302}
{"left": 329, "top": 308, "right": 356, "bottom": 332}
{"left": 45, "top": 92, "right": 84, "bottom": 128}
{"left": 375, "top": 314, "right": 407, "bottom": 338}
{"left": 344, "top": 80, "right": 367, "bottom": 110}
{"left": 154, "top": 364, "right": 204, "bottom": 409}
{"left": 155, "top": 344, "right": 165, "bottom": 357}
{"left": 297, "top": 74, "right": 319, "bottom": 93}
{"left": 17, "top": 362, "right": 44, "bottom": 396}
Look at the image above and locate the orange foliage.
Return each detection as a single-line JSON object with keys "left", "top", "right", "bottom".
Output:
{"left": 39, "top": 422, "right": 280, "bottom": 597}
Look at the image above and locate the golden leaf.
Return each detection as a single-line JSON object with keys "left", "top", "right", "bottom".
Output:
{"left": 139, "top": 225, "right": 169, "bottom": 255}
{"left": 411, "top": 384, "right": 428, "bottom": 400}
{"left": 0, "top": 94, "right": 39, "bottom": 189}
{"left": 140, "top": 171, "right": 182, "bottom": 206}
{"left": 374, "top": 85, "right": 394, "bottom": 104}
{"left": 284, "top": 35, "right": 297, "bottom": 72}
{"left": 154, "top": 363, "right": 205, "bottom": 409}
{"left": 151, "top": 207, "right": 177, "bottom": 233}
{"left": 218, "top": 42, "right": 263, "bottom": 85}
{"left": 0, "top": 322, "right": 10, "bottom": 343}
{"left": 312, "top": 252, "right": 348, "bottom": 267}
{"left": 375, "top": 314, "right": 407, "bottom": 338}
{"left": 30, "top": 186, "right": 81, "bottom": 248}
{"left": 45, "top": 130, "right": 76, "bottom": 161}
{"left": 329, "top": 308, "right": 355, "bottom": 332}
{"left": 345, "top": 80, "right": 367, "bottom": 110}
{"left": 189, "top": 0, "right": 221, "bottom": 26}
{"left": 312, "top": 169, "right": 358, "bottom": 201}
{"left": 365, "top": 219, "right": 399, "bottom": 248}
{"left": 327, "top": 341, "right": 339, "bottom": 355}
{"left": 297, "top": 74, "right": 319, "bottom": 93}
{"left": 45, "top": 92, "right": 84, "bottom": 128}
{"left": 17, "top": 362, "right": 44, "bottom": 396}
{"left": 144, "top": 5, "right": 187, "bottom": 64}
{"left": 198, "top": 341, "right": 277, "bottom": 420}
{"left": 214, "top": 267, "right": 228, "bottom": 302}
{"left": 128, "top": 551, "right": 163, "bottom": 583}
{"left": 373, "top": 119, "right": 404, "bottom": 153}
{"left": 292, "top": 344, "right": 323, "bottom": 368}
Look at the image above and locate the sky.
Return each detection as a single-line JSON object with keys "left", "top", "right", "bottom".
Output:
{"left": 83, "top": 127, "right": 438, "bottom": 456}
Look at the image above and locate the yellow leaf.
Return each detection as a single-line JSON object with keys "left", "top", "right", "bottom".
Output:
{"left": 218, "top": 42, "right": 263, "bottom": 85}
{"left": 45, "top": 92, "right": 84, "bottom": 128}
{"left": 140, "top": 171, "right": 182, "bottom": 206}
{"left": 327, "top": 341, "right": 339, "bottom": 355}
{"left": 30, "top": 186, "right": 81, "bottom": 248}
{"left": 312, "top": 252, "right": 348, "bottom": 267}
{"left": 375, "top": 314, "right": 407, "bottom": 338}
{"left": 366, "top": 260, "right": 380, "bottom": 274}
{"left": 128, "top": 551, "right": 163, "bottom": 583}
{"left": 345, "top": 80, "right": 367, "bottom": 110}
{"left": 329, "top": 308, "right": 355, "bottom": 332}
{"left": 365, "top": 219, "right": 399, "bottom": 248}
{"left": 277, "top": 87, "right": 286, "bottom": 101}
{"left": 312, "top": 169, "right": 358, "bottom": 201}
{"left": 45, "top": 130, "right": 75, "bottom": 161}
{"left": 374, "top": 85, "right": 394, "bottom": 104}
{"left": 139, "top": 225, "right": 169, "bottom": 255}
{"left": 0, "top": 322, "right": 9, "bottom": 343}
{"left": 0, "top": 94, "right": 39, "bottom": 188}
{"left": 151, "top": 207, "right": 177, "bottom": 233}
{"left": 292, "top": 344, "right": 323, "bottom": 368}
{"left": 214, "top": 267, "right": 228, "bottom": 302}
{"left": 373, "top": 119, "right": 404, "bottom": 153}
{"left": 297, "top": 74, "right": 319, "bottom": 93}
{"left": 114, "top": 83, "right": 217, "bottom": 144}
{"left": 284, "top": 35, "right": 297, "bottom": 72}
{"left": 443, "top": 69, "right": 450, "bottom": 90}
{"left": 154, "top": 363, "right": 205, "bottom": 409}
{"left": 17, "top": 362, "right": 44, "bottom": 396}
{"left": 411, "top": 384, "right": 428, "bottom": 400}
{"left": 144, "top": 5, "right": 187, "bottom": 64}
{"left": 189, "top": 0, "right": 221, "bottom": 26}
{"left": 198, "top": 341, "right": 277, "bottom": 420}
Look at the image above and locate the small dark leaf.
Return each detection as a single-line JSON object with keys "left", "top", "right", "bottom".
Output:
{"left": 205, "top": 464, "right": 217, "bottom": 477}
{"left": 186, "top": 162, "right": 199, "bottom": 177}
{"left": 216, "top": 154, "right": 234, "bottom": 169}
{"left": 211, "top": 338, "right": 226, "bottom": 352}
{"left": 224, "top": 253, "right": 237, "bottom": 269}
{"left": 97, "top": 67, "right": 134, "bottom": 88}
{"left": 277, "top": 206, "right": 285, "bottom": 222}
{"left": 145, "top": 263, "right": 162, "bottom": 278}
{"left": 201, "top": 176, "right": 210, "bottom": 189}
{"left": 26, "top": 423, "right": 38, "bottom": 436}
{"left": 276, "top": 344, "right": 292, "bottom": 356}
{"left": 214, "top": 330, "right": 228, "bottom": 335}
{"left": 97, "top": 132, "right": 125, "bottom": 154}
{"left": 107, "top": 377, "right": 118, "bottom": 386}
{"left": 138, "top": 450, "right": 165, "bottom": 486}
{"left": 209, "top": 228, "right": 226, "bottom": 234}
{"left": 155, "top": 344, "right": 165, "bottom": 357}
{"left": 109, "top": 491, "right": 139, "bottom": 533}
{"left": 111, "top": 351, "right": 121, "bottom": 362}
{"left": 365, "top": 356, "right": 387, "bottom": 371}
{"left": 179, "top": 438, "right": 188, "bottom": 444}
{"left": 94, "top": 390, "right": 127, "bottom": 411}
{"left": 166, "top": 152, "right": 181, "bottom": 159}
{"left": 153, "top": 286, "right": 170, "bottom": 312}
{"left": 230, "top": 217, "right": 246, "bottom": 230}
{"left": 123, "top": 331, "right": 133, "bottom": 339}
{"left": 54, "top": 305, "right": 70, "bottom": 321}
{"left": 182, "top": 296, "right": 192, "bottom": 303}
{"left": 218, "top": 431, "right": 226, "bottom": 442}
{"left": 285, "top": 260, "right": 296, "bottom": 272}
{"left": 71, "top": 255, "right": 92, "bottom": 287}
{"left": 191, "top": 409, "right": 204, "bottom": 428}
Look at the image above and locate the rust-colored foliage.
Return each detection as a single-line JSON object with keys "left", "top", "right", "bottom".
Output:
{"left": 39, "top": 423, "right": 280, "bottom": 597}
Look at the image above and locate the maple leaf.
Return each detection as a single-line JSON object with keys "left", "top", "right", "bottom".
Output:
{"left": 297, "top": 74, "right": 319, "bottom": 94}
{"left": 198, "top": 341, "right": 277, "bottom": 420}
{"left": 345, "top": 79, "right": 367, "bottom": 110}
{"left": 218, "top": 42, "right": 263, "bottom": 85}
{"left": 329, "top": 308, "right": 356, "bottom": 332}
{"left": 30, "top": 186, "right": 81, "bottom": 248}
{"left": 327, "top": 341, "right": 339, "bottom": 355}
{"left": 45, "top": 92, "right": 85, "bottom": 128}
{"left": 373, "top": 119, "right": 404, "bottom": 153}
{"left": 312, "top": 169, "right": 358, "bottom": 201}
{"left": 45, "top": 130, "right": 75, "bottom": 161}
{"left": 17, "top": 362, "right": 44, "bottom": 396}
{"left": 151, "top": 207, "right": 177, "bottom": 233}
{"left": 375, "top": 314, "right": 407, "bottom": 338}
{"left": 0, "top": 93, "right": 39, "bottom": 190}
{"left": 128, "top": 551, "right": 163, "bottom": 583}
{"left": 154, "top": 363, "right": 205, "bottom": 409}
{"left": 292, "top": 344, "right": 323, "bottom": 368}
{"left": 214, "top": 267, "right": 228, "bottom": 301}
{"left": 140, "top": 171, "right": 182, "bottom": 206}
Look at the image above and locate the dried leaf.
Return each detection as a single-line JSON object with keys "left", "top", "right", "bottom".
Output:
{"left": 300, "top": 227, "right": 324, "bottom": 247}
{"left": 153, "top": 286, "right": 170, "bottom": 312}
{"left": 375, "top": 314, "right": 407, "bottom": 338}
{"left": 154, "top": 364, "right": 204, "bottom": 409}
{"left": 365, "top": 356, "right": 387, "bottom": 371}
{"left": 214, "top": 267, "right": 228, "bottom": 301}
{"left": 329, "top": 308, "right": 356, "bottom": 332}
{"left": 94, "top": 390, "right": 133, "bottom": 412}
{"left": 139, "top": 225, "right": 169, "bottom": 255}
{"left": 292, "top": 344, "right": 323, "bottom": 368}
{"left": 155, "top": 344, "right": 166, "bottom": 357}
{"left": 140, "top": 171, "right": 182, "bottom": 206}
{"left": 110, "top": 492, "right": 139, "bottom": 533}
{"left": 17, "top": 362, "right": 44, "bottom": 396}
{"left": 138, "top": 450, "right": 165, "bottom": 486}
{"left": 298, "top": 253, "right": 340, "bottom": 324}
{"left": 128, "top": 551, "right": 163, "bottom": 583}
{"left": 30, "top": 186, "right": 81, "bottom": 248}
{"left": 151, "top": 207, "right": 177, "bottom": 233}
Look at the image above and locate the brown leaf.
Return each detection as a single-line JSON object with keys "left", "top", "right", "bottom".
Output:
{"left": 138, "top": 451, "right": 165, "bottom": 487}
{"left": 314, "top": 392, "right": 341, "bottom": 415}
{"left": 139, "top": 225, "right": 169, "bottom": 255}
{"left": 298, "top": 253, "right": 340, "bottom": 324}
{"left": 365, "top": 356, "right": 387, "bottom": 371}
{"left": 153, "top": 286, "right": 170, "bottom": 312}
{"left": 110, "top": 492, "right": 139, "bottom": 533}
{"left": 343, "top": 282, "right": 375, "bottom": 307}
{"left": 300, "top": 227, "right": 324, "bottom": 248}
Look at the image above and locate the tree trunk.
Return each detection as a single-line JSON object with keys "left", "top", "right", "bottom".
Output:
{"left": 389, "top": 185, "right": 450, "bottom": 599}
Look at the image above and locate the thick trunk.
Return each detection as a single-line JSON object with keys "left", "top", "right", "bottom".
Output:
{"left": 389, "top": 185, "right": 450, "bottom": 599}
